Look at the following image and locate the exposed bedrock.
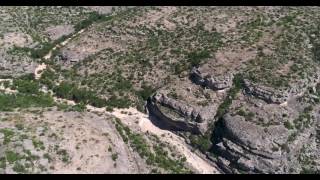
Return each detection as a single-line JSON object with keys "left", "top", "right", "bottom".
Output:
{"left": 146, "top": 97, "right": 202, "bottom": 134}
{"left": 190, "top": 67, "right": 233, "bottom": 90}
{"left": 242, "top": 70, "right": 320, "bottom": 104}
{"left": 210, "top": 113, "right": 317, "bottom": 173}
{"left": 146, "top": 93, "right": 213, "bottom": 135}
{"left": 242, "top": 79, "right": 287, "bottom": 104}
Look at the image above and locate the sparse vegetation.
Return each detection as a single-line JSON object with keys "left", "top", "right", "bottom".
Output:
{"left": 1, "top": 6, "right": 320, "bottom": 174}
{"left": 187, "top": 49, "right": 211, "bottom": 67}
{"left": 0, "top": 93, "right": 54, "bottom": 111}
{"left": 113, "top": 118, "right": 191, "bottom": 173}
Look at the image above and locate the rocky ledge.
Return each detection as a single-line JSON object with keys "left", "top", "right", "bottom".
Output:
{"left": 243, "top": 70, "right": 320, "bottom": 104}
{"left": 146, "top": 93, "right": 211, "bottom": 135}
{"left": 190, "top": 67, "right": 233, "bottom": 91}
{"left": 210, "top": 112, "right": 319, "bottom": 174}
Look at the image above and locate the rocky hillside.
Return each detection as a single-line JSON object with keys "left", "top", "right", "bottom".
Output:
{"left": 1, "top": 6, "right": 320, "bottom": 174}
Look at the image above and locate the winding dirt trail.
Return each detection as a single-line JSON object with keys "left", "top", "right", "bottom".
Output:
{"left": 34, "top": 63, "right": 47, "bottom": 80}
{"left": 34, "top": 28, "right": 86, "bottom": 80}
{"left": 0, "top": 79, "right": 17, "bottom": 94}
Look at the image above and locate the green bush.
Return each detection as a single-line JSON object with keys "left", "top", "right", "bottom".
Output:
{"left": 74, "top": 12, "right": 113, "bottom": 31}
{"left": 215, "top": 74, "right": 244, "bottom": 119}
{"left": 111, "top": 153, "right": 118, "bottom": 161}
{"left": 54, "top": 81, "right": 107, "bottom": 108}
{"left": 187, "top": 49, "right": 210, "bottom": 67}
{"left": 88, "top": 96, "right": 107, "bottom": 108}
{"left": 0, "top": 93, "right": 54, "bottom": 111}
{"left": 0, "top": 128, "right": 14, "bottom": 145}
{"left": 12, "top": 79, "right": 39, "bottom": 95}
{"left": 39, "top": 69, "right": 57, "bottom": 89}
{"left": 284, "top": 121, "right": 294, "bottom": 130}
{"left": 106, "top": 95, "right": 131, "bottom": 109}
{"left": 189, "top": 135, "right": 212, "bottom": 152}
{"left": 54, "top": 82, "right": 74, "bottom": 99}
{"left": 137, "top": 84, "right": 154, "bottom": 100}
{"left": 0, "top": 157, "right": 6, "bottom": 169}
{"left": 114, "top": 119, "right": 191, "bottom": 173}
{"left": 71, "top": 102, "right": 86, "bottom": 112}
{"left": 5, "top": 151, "right": 21, "bottom": 164}
{"left": 13, "top": 162, "right": 27, "bottom": 173}
{"left": 71, "top": 88, "right": 90, "bottom": 103}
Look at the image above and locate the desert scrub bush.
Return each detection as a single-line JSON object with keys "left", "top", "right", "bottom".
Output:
{"left": 0, "top": 157, "right": 6, "bottom": 169}
{"left": 293, "top": 105, "right": 313, "bottom": 130}
{"left": 111, "top": 153, "right": 118, "bottom": 161}
{"left": 70, "top": 102, "right": 86, "bottom": 112}
{"left": 215, "top": 74, "right": 244, "bottom": 119}
{"left": 137, "top": 84, "right": 155, "bottom": 101}
{"left": 0, "top": 93, "right": 54, "bottom": 111}
{"left": 74, "top": 12, "right": 113, "bottom": 31}
{"left": 113, "top": 118, "right": 191, "bottom": 173}
{"left": 187, "top": 49, "right": 210, "bottom": 67}
{"left": 12, "top": 162, "right": 27, "bottom": 173}
{"left": 284, "top": 121, "right": 294, "bottom": 130}
{"left": 5, "top": 151, "right": 22, "bottom": 164}
{"left": 189, "top": 134, "right": 212, "bottom": 152}
{"left": 39, "top": 68, "right": 58, "bottom": 89}
{"left": 0, "top": 128, "right": 15, "bottom": 145}
{"left": 53, "top": 82, "right": 74, "bottom": 99}
{"left": 106, "top": 95, "right": 132, "bottom": 109}
{"left": 12, "top": 78, "right": 39, "bottom": 95}
{"left": 32, "top": 139, "right": 45, "bottom": 150}
{"left": 56, "top": 103, "right": 70, "bottom": 111}
{"left": 236, "top": 109, "right": 255, "bottom": 120}
{"left": 56, "top": 149, "right": 70, "bottom": 163}
{"left": 15, "top": 124, "right": 24, "bottom": 130}
{"left": 53, "top": 81, "right": 107, "bottom": 107}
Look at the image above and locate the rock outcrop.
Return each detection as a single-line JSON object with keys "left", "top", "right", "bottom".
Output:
{"left": 147, "top": 93, "right": 211, "bottom": 134}
{"left": 243, "top": 80, "right": 287, "bottom": 104}
{"left": 243, "top": 70, "right": 320, "bottom": 104}
{"left": 190, "top": 67, "right": 233, "bottom": 90}
{"left": 210, "top": 113, "right": 318, "bottom": 174}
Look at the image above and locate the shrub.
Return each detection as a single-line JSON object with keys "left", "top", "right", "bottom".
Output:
{"left": 54, "top": 82, "right": 74, "bottom": 99}
{"left": 284, "top": 121, "right": 294, "bottom": 130}
{"left": 0, "top": 93, "right": 54, "bottom": 111}
{"left": 88, "top": 95, "right": 107, "bottom": 108}
{"left": 137, "top": 84, "right": 154, "bottom": 100}
{"left": 71, "top": 102, "right": 86, "bottom": 112}
{"left": 74, "top": 12, "right": 113, "bottom": 31}
{"left": 12, "top": 79, "right": 39, "bottom": 95}
{"left": 5, "top": 151, "right": 21, "bottom": 164}
{"left": 111, "top": 153, "right": 118, "bottom": 161}
{"left": 39, "top": 69, "right": 57, "bottom": 89}
{"left": 106, "top": 95, "right": 131, "bottom": 109}
{"left": 189, "top": 135, "right": 211, "bottom": 152}
{"left": 0, "top": 128, "right": 14, "bottom": 144}
{"left": 0, "top": 157, "right": 6, "bottom": 169}
{"left": 187, "top": 49, "right": 210, "bottom": 67}
{"left": 13, "top": 162, "right": 26, "bottom": 173}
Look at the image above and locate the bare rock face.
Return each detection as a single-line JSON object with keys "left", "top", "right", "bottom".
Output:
{"left": 211, "top": 114, "right": 286, "bottom": 173}
{"left": 153, "top": 92, "right": 207, "bottom": 123}
{"left": 243, "top": 79, "right": 287, "bottom": 104}
{"left": 147, "top": 93, "right": 209, "bottom": 135}
{"left": 210, "top": 111, "right": 319, "bottom": 174}
{"left": 190, "top": 67, "right": 233, "bottom": 90}
{"left": 222, "top": 114, "right": 287, "bottom": 158}
{"left": 243, "top": 69, "right": 320, "bottom": 105}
